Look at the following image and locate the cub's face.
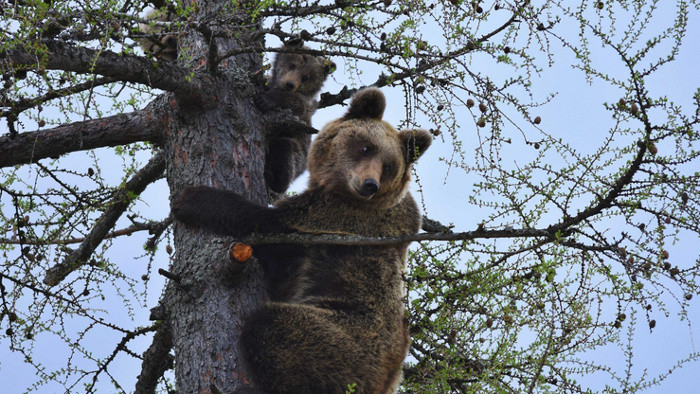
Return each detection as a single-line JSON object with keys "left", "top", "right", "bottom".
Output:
{"left": 308, "top": 88, "right": 431, "bottom": 209}
{"left": 272, "top": 48, "right": 335, "bottom": 97}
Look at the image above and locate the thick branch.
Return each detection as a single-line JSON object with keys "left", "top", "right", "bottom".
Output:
{"left": 0, "top": 110, "right": 161, "bottom": 168}
{"left": 5, "top": 40, "right": 197, "bottom": 94}
{"left": 135, "top": 322, "right": 173, "bottom": 394}
{"left": 43, "top": 152, "right": 166, "bottom": 286}
{"left": 240, "top": 227, "right": 559, "bottom": 246}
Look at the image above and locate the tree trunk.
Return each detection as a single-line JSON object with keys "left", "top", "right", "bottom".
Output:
{"left": 159, "top": 2, "right": 267, "bottom": 391}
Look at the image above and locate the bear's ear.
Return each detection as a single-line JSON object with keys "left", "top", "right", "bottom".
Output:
{"left": 343, "top": 87, "right": 385, "bottom": 120}
{"left": 323, "top": 59, "right": 336, "bottom": 76}
{"left": 399, "top": 129, "right": 432, "bottom": 163}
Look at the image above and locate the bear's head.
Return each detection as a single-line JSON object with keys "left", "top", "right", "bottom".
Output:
{"left": 308, "top": 88, "right": 432, "bottom": 209}
{"left": 271, "top": 43, "right": 335, "bottom": 97}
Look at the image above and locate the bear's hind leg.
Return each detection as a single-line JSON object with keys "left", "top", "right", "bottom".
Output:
{"left": 264, "top": 135, "right": 309, "bottom": 194}
{"left": 241, "top": 303, "right": 372, "bottom": 394}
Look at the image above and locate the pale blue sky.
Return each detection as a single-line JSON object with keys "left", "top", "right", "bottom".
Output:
{"left": 1, "top": 2, "right": 698, "bottom": 392}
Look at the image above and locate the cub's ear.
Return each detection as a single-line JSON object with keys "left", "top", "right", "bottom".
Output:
{"left": 323, "top": 59, "right": 336, "bottom": 76}
{"left": 399, "top": 128, "right": 432, "bottom": 163}
{"left": 343, "top": 87, "right": 385, "bottom": 120}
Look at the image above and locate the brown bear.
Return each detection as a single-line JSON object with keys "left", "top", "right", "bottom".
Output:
{"left": 172, "top": 87, "right": 432, "bottom": 393}
{"left": 256, "top": 43, "right": 335, "bottom": 194}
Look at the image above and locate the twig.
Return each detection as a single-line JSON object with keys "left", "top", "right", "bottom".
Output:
{"left": 0, "top": 220, "right": 171, "bottom": 246}
{"left": 43, "top": 152, "right": 166, "bottom": 286}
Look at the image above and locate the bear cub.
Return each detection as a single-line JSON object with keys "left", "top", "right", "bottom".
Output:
{"left": 172, "top": 88, "right": 431, "bottom": 393}
{"left": 257, "top": 43, "right": 335, "bottom": 194}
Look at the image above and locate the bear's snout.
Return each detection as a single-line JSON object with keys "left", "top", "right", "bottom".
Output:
{"left": 359, "top": 178, "right": 380, "bottom": 197}
{"left": 284, "top": 81, "right": 296, "bottom": 91}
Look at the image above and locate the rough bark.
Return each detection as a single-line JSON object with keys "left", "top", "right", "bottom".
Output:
{"left": 6, "top": 40, "right": 197, "bottom": 93}
{"left": 158, "top": 2, "right": 268, "bottom": 392}
{"left": 0, "top": 110, "right": 162, "bottom": 168}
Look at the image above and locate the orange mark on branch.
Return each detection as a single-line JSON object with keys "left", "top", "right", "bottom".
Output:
{"left": 229, "top": 243, "right": 252, "bottom": 262}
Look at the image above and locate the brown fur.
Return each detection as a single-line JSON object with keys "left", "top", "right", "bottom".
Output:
{"left": 256, "top": 43, "right": 335, "bottom": 194}
{"left": 172, "top": 88, "right": 431, "bottom": 393}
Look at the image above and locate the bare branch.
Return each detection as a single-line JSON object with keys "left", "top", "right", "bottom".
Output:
{"left": 43, "top": 151, "right": 166, "bottom": 286}
{"left": 0, "top": 109, "right": 162, "bottom": 168}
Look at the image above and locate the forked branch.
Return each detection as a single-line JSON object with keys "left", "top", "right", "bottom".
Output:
{"left": 43, "top": 152, "right": 166, "bottom": 286}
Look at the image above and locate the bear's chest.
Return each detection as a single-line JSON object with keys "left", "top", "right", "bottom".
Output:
{"left": 289, "top": 203, "right": 414, "bottom": 238}
{"left": 294, "top": 244, "right": 406, "bottom": 305}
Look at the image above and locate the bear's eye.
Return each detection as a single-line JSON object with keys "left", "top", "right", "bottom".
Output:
{"left": 301, "top": 75, "right": 309, "bottom": 82}
{"left": 383, "top": 164, "right": 391, "bottom": 173}
{"left": 361, "top": 146, "right": 373, "bottom": 156}
{"left": 288, "top": 64, "right": 296, "bottom": 70}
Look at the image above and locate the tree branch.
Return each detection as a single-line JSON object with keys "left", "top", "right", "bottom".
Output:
{"left": 315, "top": 3, "right": 526, "bottom": 109}
{"left": 0, "top": 109, "right": 162, "bottom": 168}
{"left": 0, "top": 76, "right": 118, "bottom": 119}
{"left": 0, "top": 219, "right": 171, "bottom": 246}
{"left": 43, "top": 151, "right": 166, "bottom": 286}
{"left": 240, "top": 227, "right": 561, "bottom": 246}
{"left": 5, "top": 40, "right": 197, "bottom": 94}
{"left": 134, "top": 322, "right": 173, "bottom": 394}
{"left": 90, "top": 324, "right": 159, "bottom": 391}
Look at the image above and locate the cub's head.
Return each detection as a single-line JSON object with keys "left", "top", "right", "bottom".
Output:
{"left": 308, "top": 88, "right": 432, "bottom": 209}
{"left": 271, "top": 43, "right": 335, "bottom": 97}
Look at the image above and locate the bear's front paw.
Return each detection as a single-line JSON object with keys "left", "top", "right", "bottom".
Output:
{"left": 254, "top": 92, "right": 281, "bottom": 113}
{"left": 171, "top": 187, "right": 205, "bottom": 227}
